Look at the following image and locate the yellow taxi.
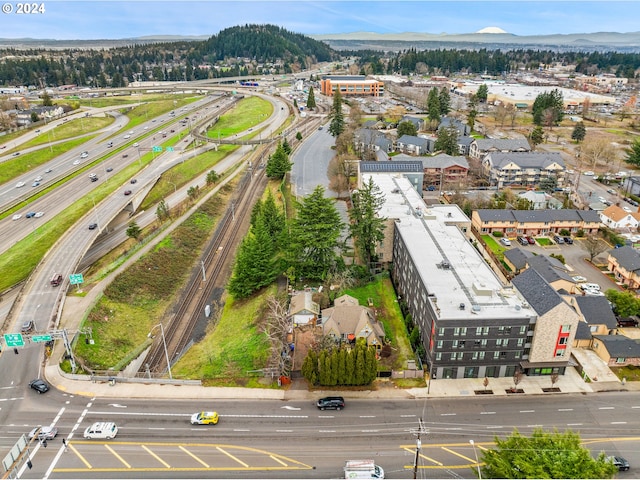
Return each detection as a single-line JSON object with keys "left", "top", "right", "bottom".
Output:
{"left": 190, "top": 411, "right": 219, "bottom": 425}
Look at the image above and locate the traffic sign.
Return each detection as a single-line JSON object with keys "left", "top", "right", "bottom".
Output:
{"left": 4, "top": 333, "right": 24, "bottom": 347}
{"left": 32, "top": 335, "right": 52, "bottom": 343}
{"left": 166, "top": 147, "right": 174, "bottom": 152}
{"left": 152, "top": 146, "right": 163, "bottom": 152}
{"left": 69, "top": 273, "right": 83, "bottom": 285}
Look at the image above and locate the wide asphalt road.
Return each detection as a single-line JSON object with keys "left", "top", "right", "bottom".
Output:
{"left": 5, "top": 392, "right": 638, "bottom": 479}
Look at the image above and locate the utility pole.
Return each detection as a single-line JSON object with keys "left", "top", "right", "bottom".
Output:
{"left": 412, "top": 417, "right": 427, "bottom": 479}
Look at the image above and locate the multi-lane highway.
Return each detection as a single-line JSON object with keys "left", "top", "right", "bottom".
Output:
{"left": 2, "top": 392, "right": 638, "bottom": 479}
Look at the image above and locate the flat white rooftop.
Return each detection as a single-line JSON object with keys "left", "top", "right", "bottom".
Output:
{"left": 366, "top": 173, "right": 531, "bottom": 321}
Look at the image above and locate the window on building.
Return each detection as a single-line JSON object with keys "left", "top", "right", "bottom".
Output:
{"left": 500, "top": 351, "right": 507, "bottom": 358}
{"left": 452, "top": 340, "right": 459, "bottom": 349}
{"left": 454, "top": 328, "right": 461, "bottom": 336}
{"left": 517, "top": 338, "right": 524, "bottom": 347}
{"left": 493, "top": 351, "right": 500, "bottom": 359}
{"left": 561, "top": 324, "right": 571, "bottom": 333}
{"left": 474, "top": 339, "right": 482, "bottom": 347}
{"left": 459, "top": 340, "right": 465, "bottom": 348}
{"left": 590, "top": 326, "right": 598, "bottom": 333}
{"left": 515, "top": 351, "right": 521, "bottom": 359}
{"left": 616, "top": 357, "right": 626, "bottom": 363}
{"left": 519, "top": 326, "right": 527, "bottom": 335}
{"left": 479, "top": 351, "right": 485, "bottom": 360}
{"left": 558, "top": 337, "right": 568, "bottom": 345}
{"left": 556, "top": 349, "right": 565, "bottom": 357}
{"left": 457, "top": 351, "right": 464, "bottom": 360}
{"left": 476, "top": 327, "right": 482, "bottom": 336}
{"left": 450, "top": 353, "right": 457, "bottom": 360}
{"left": 438, "top": 328, "right": 445, "bottom": 336}
{"left": 460, "top": 327, "right": 467, "bottom": 336}
{"left": 481, "top": 339, "right": 487, "bottom": 347}
{"left": 435, "top": 352, "right": 442, "bottom": 361}
{"left": 503, "top": 339, "right": 509, "bottom": 347}
{"left": 472, "top": 352, "right": 478, "bottom": 360}
{"left": 436, "top": 340, "right": 443, "bottom": 349}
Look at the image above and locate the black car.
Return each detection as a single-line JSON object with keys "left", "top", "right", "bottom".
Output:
{"left": 29, "top": 379, "right": 50, "bottom": 394}
{"left": 608, "top": 456, "right": 630, "bottom": 471}
{"left": 516, "top": 236, "right": 528, "bottom": 246}
{"left": 130, "top": 179, "right": 137, "bottom": 184}
{"left": 316, "top": 396, "right": 345, "bottom": 411}
{"left": 563, "top": 236, "right": 573, "bottom": 244}
{"left": 88, "top": 223, "right": 98, "bottom": 230}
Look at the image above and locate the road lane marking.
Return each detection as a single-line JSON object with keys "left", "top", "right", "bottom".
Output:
{"left": 142, "top": 445, "right": 170, "bottom": 468}
{"left": 69, "top": 443, "right": 92, "bottom": 469}
{"left": 567, "top": 423, "right": 583, "bottom": 426}
{"left": 402, "top": 447, "right": 443, "bottom": 466}
{"left": 319, "top": 430, "right": 336, "bottom": 433}
{"left": 276, "top": 430, "right": 293, "bottom": 433}
{"left": 105, "top": 444, "right": 131, "bottom": 468}
{"left": 179, "top": 445, "right": 209, "bottom": 468}
{"left": 599, "top": 407, "right": 614, "bottom": 410}
{"left": 611, "top": 422, "right": 627, "bottom": 424}
{"left": 558, "top": 408, "right": 573, "bottom": 411}
{"left": 486, "top": 426, "right": 503, "bottom": 429}
{"left": 359, "top": 415, "right": 376, "bottom": 418}
{"left": 217, "top": 446, "right": 249, "bottom": 467}
{"left": 442, "top": 446, "right": 475, "bottom": 463}
{"left": 480, "top": 412, "right": 496, "bottom": 415}
{"left": 270, "top": 454, "right": 288, "bottom": 466}
{"left": 527, "top": 425, "right": 542, "bottom": 427}
{"left": 519, "top": 410, "right": 535, "bottom": 413}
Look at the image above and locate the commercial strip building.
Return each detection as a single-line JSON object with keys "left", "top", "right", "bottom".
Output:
{"left": 362, "top": 172, "right": 577, "bottom": 379}
{"left": 320, "top": 75, "right": 384, "bottom": 97}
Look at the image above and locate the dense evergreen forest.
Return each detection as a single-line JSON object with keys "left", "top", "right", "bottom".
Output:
{"left": 0, "top": 24, "right": 336, "bottom": 87}
{"left": 2, "top": 23, "right": 640, "bottom": 87}
{"left": 350, "top": 48, "right": 640, "bottom": 77}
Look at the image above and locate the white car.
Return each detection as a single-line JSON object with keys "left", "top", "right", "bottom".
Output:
{"left": 572, "top": 276, "right": 587, "bottom": 283}
{"left": 28, "top": 426, "right": 58, "bottom": 440}
{"left": 12, "top": 214, "right": 21, "bottom": 221}
{"left": 83, "top": 422, "right": 118, "bottom": 439}
{"left": 73, "top": 159, "right": 80, "bottom": 165}
{"left": 34, "top": 176, "right": 43, "bottom": 182}
{"left": 623, "top": 206, "right": 632, "bottom": 213}
{"left": 80, "top": 151, "right": 89, "bottom": 159}
{"left": 583, "top": 288, "right": 605, "bottom": 296}
{"left": 34, "top": 211, "right": 44, "bottom": 218}
{"left": 16, "top": 181, "right": 25, "bottom": 188}
{"left": 583, "top": 171, "right": 595, "bottom": 176}
{"left": 500, "top": 238, "right": 511, "bottom": 246}
{"left": 133, "top": 143, "right": 139, "bottom": 147}
{"left": 123, "top": 134, "right": 131, "bottom": 139}
{"left": 582, "top": 283, "right": 601, "bottom": 291}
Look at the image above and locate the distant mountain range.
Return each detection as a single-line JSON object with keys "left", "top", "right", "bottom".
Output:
{"left": 2, "top": 29, "right": 640, "bottom": 52}
{"left": 310, "top": 31, "right": 640, "bottom": 52}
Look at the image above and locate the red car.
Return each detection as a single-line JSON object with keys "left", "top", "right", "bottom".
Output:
{"left": 124, "top": 190, "right": 132, "bottom": 196}
{"left": 526, "top": 236, "right": 536, "bottom": 245}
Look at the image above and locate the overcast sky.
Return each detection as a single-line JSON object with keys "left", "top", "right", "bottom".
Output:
{"left": 1, "top": 1, "right": 638, "bottom": 40}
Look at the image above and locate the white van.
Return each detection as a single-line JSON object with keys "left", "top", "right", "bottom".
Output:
{"left": 83, "top": 422, "right": 118, "bottom": 439}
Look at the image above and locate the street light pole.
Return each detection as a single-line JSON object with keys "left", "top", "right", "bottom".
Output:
{"left": 470, "top": 439, "right": 482, "bottom": 479}
{"left": 148, "top": 323, "right": 172, "bottom": 379}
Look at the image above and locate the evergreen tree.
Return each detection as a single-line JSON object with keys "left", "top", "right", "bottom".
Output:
{"left": 296, "top": 131, "right": 303, "bottom": 141}
{"left": 206, "top": 169, "right": 220, "bottom": 185}
{"left": 345, "top": 349, "right": 355, "bottom": 385}
{"left": 349, "top": 177, "right": 387, "bottom": 267}
{"left": 282, "top": 137, "right": 292, "bottom": 155}
{"left": 337, "top": 348, "right": 347, "bottom": 385}
{"left": 397, "top": 120, "right": 418, "bottom": 137}
{"left": 301, "top": 350, "right": 318, "bottom": 385}
{"left": 329, "top": 350, "right": 338, "bottom": 386}
{"left": 126, "top": 222, "right": 141, "bottom": 240}
{"left": 266, "top": 142, "right": 292, "bottom": 179}
{"left": 260, "top": 191, "right": 286, "bottom": 247}
{"left": 365, "top": 346, "right": 378, "bottom": 384}
{"left": 354, "top": 341, "right": 366, "bottom": 385}
{"left": 288, "top": 186, "right": 344, "bottom": 282}
{"left": 438, "top": 87, "right": 451, "bottom": 115}
{"left": 306, "top": 86, "right": 316, "bottom": 109}
{"left": 571, "top": 122, "right": 586, "bottom": 143}
{"left": 434, "top": 125, "right": 460, "bottom": 155}
{"left": 41, "top": 92, "right": 53, "bottom": 106}
{"left": 329, "top": 90, "right": 345, "bottom": 137}
{"left": 476, "top": 84, "right": 489, "bottom": 103}
{"left": 427, "top": 87, "right": 441, "bottom": 125}
{"left": 227, "top": 217, "right": 278, "bottom": 299}
{"left": 156, "top": 199, "right": 171, "bottom": 223}
{"left": 532, "top": 89, "right": 564, "bottom": 126}
{"left": 625, "top": 138, "right": 640, "bottom": 167}
{"left": 318, "top": 350, "right": 328, "bottom": 385}
{"left": 530, "top": 125, "right": 545, "bottom": 148}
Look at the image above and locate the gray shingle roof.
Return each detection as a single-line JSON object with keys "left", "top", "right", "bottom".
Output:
{"left": 504, "top": 248, "right": 535, "bottom": 270}
{"left": 575, "top": 320, "right": 592, "bottom": 340}
{"left": 574, "top": 296, "right": 617, "bottom": 329}
{"left": 527, "top": 256, "right": 574, "bottom": 284}
{"left": 473, "top": 138, "right": 531, "bottom": 152}
{"left": 487, "top": 151, "right": 565, "bottom": 169}
{"left": 475, "top": 209, "right": 601, "bottom": 224}
{"left": 512, "top": 268, "right": 564, "bottom": 316}
{"left": 419, "top": 153, "right": 469, "bottom": 170}
{"left": 397, "top": 135, "right": 429, "bottom": 147}
{"left": 609, "top": 246, "right": 640, "bottom": 273}
{"left": 593, "top": 335, "right": 640, "bottom": 358}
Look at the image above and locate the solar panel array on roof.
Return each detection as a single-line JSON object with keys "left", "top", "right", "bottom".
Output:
{"left": 360, "top": 161, "right": 423, "bottom": 172}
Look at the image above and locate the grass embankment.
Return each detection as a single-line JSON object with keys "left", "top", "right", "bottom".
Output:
{"left": 206, "top": 96, "right": 273, "bottom": 139}
{"left": 74, "top": 183, "right": 235, "bottom": 371}
{"left": 73, "top": 96, "right": 279, "bottom": 372}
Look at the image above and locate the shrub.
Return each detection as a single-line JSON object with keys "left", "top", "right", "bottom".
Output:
{"left": 492, "top": 231, "right": 504, "bottom": 238}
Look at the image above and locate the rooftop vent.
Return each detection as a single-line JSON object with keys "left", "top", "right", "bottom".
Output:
{"left": 459, "top": 303, "right": 465, "bottom": 310}
{"left": 392, "top": 188, "right": 400, "bottom": 194}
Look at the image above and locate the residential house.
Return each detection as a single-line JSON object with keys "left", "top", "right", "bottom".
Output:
{"left": 567, "top": 296, "right": 618, "bottom": 348}
{"left": 622, "top": 175, "right": 640, "bottom": 197}
{"left": 399, "top": 115, "right": 424, "bottom": 132}
{"left": 354, "top": 128, "right": 393, "bottom": 156}
{"left": 15, "top": 105, "right": 64, "bottom": 126}
{"left": 417, "top": 153, "right": 469, "bottom": 190}
{"left": 362, "top": 119, "right": 388, "bottom": 130}
{"left": 507, "top": 253, "right": 581, "bottom": 294}
{"left": 469, "top": 137, "right": 531, "bottom": 161}
{"left": 518, "top": 191, "right": 563, "bottom": 210}
{"left": 607, "top": 246, "right": 640, "bottom": 289}
{"left": 438, "top": 116, "right": 470, "bottom": 136}
{"left": 599, "top": 205, "right": 640, "bottom": 230}
{"left": 288, "top": 291, "right": 320, "bottom": 326}
{"left": 396, "top": 135, "right": 432, "bottom": 155}
{"left": 321, "top": 294, "right": 385, "bottom": 350}
{"left": 471, "top": 209, "right": 601, "bottom": 237}
{"left": 482, "top": 151, "right": 566, "bottom": 190}
{"left": 591, "top": 335, "right": 640, "bottom": 367}
{"left": 456, "top": 136, "right": 474, "bottom": 156}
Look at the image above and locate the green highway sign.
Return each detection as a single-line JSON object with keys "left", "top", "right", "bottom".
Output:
{"left": 152, "top": 146, "right": 163, "bottom": 152}
{"left": 69, "top": 273, "right": 84, "bottom": 285}
{"left": 4, "top": 333, "right": 24, "bottom": 347}
{"left": 166, "top": 147, "right": 174, "bottom": 152}
{"left": 32, "top": 335, "right": 52, "bottom": 343}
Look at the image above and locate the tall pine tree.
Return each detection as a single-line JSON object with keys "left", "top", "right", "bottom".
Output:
{"left": 329, "top": 90, "right": 345, "bottom": 137}
{"left": 349, "top": 177, "right": 387, "bottom": 267}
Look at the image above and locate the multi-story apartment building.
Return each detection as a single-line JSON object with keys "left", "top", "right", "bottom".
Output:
{"left": 320, "top": 75, "right": 384, "bottom": 97}
{"left": 471, "top": 209, "right": 601, "bottom": 237}
{"left": 365, "top": 173, "right": 577, "bottom": 379}
{"left": 482, "top": 151, "right": 566, "bottom": 190}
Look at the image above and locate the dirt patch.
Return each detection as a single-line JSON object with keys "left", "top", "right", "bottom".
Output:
{"left": 474, "top": 390, "right": 494, "bottom": 395}
{"left": 292, "top": 324, "right": 322, "bottom": 371}
{"left": 542, "top": 387, "right": 561, "bottom": 393}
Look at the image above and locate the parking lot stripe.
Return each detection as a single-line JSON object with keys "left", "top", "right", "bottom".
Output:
{"left": 142, "top": 445, "right": 171, "bottom": 468}
{"left": 68, "top": 443, "right": 92, "bottom": 469}
{"left": 105, "top": 444, "right": 131, "bottom": 468}
{"left": 441, "top": 447, "right": 475, "bottom": 463}
{"left": 179, "top": 445, "right": 209, "bottom": 468}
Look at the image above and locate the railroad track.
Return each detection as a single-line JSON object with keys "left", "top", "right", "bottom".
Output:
{"left": 143, "top": 159, "right": 269, "bottom": 376}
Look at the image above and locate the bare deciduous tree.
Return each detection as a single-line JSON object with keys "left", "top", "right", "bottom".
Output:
{"left": 581, "top": 137, "right": 618, "bottom": 168}
{"left": 264, "top": 295, "right": 293, "bottom": 377}
{"left": 582, "top": 235, "right": 608, "bottom": 262}
{"left": 327, "top": 154, "right": 357, "bottom": 198}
